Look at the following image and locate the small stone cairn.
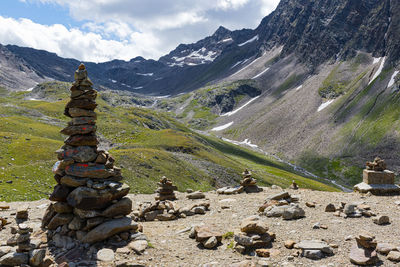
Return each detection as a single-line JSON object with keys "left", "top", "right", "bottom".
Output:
{"left": 354, "top": 157, "right": 400, "bottom": 194}
{"left": 217, "top": 169, "right": 262, "bottom": 195}
{"left": 349, "top": 231, "right": 379, "bottom": 265}
{"left": 190, "top": 225, "right": 223, "bottom": 249}
{"left": 240, "top": 169, "right": 263, "bottom": 193}
{"left": 42, "top": 64, "right": 139, "bottom": 244}
{"left": 155, "top": 176, "right": 177, "bottom": 201}
{"left": 258, "top": 191, "right": 305, "bottom": 220}
{"left": 233, "top": 216, "right": 275, "bottom": 255}
{"left": 135, "top": 200, "right": 210, "bottom": 221}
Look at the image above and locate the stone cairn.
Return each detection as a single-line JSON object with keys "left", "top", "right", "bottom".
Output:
{"left": 349, "top": 231, "right": 379, "bottom": 265}
{"left": 217, "top": 169, "right": 262, "bottom": 195}
{"left": 258, "top": 191, "right": 305, "bottom": 220}
{"left": 233, "top": 216, "right": 275, "bottom": 256}
{"left": 239, "top": 169, "right": 263, "bottom": 193}
{"left": 354, "top": 157, "right": 400, "bottom": 195}
{"left": 155, "top": 176, "right": 177, "bottom": 201}
{"left": 42, "top": 64, "right": 139, "bottom": 244}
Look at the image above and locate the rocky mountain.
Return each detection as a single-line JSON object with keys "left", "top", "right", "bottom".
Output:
{"left": 1, "top": 0, "right": 400, "bottom": 188}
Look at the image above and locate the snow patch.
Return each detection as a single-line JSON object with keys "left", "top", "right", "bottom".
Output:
{"left": 317, "top": 99, "right": 335, "bottom": 112}
{"left": 170, "top": 47, "right": 218, "bottom": 67}
{"left": 231, "top": 56, "right": 261, "bottom": 76}
{"left": 222, "top": 137, "right": 258, "bottom": 148}
{"left": 28, "top": 97, "right": 40, "bottom": 101}
{"left": 238, "top": 35, "right": 259, "bottom": 47}
{"left": 111, "top": 79, "right": 117, "bottom": 83}
{"left": 252, "top": 68, "right": 269, "bottom": 79}
{"left": 26, "top": 87, "right": 34, "bottom": 92}
{"left": 218, "top": 38, "right": 233, "bottom": 43}
{"left": 372, "top": 57, "right": 381, "bottom": 64}
{"left": 132, "top": 86, "right": 143, "bottom": 90}
{"left": 136, "top": 73, "right": 153, "bottom": 76}
{"left": 221, "top": 96, "right": 260, "bottom": 117}
{"left": 154, "top": 95, "right": 170, "bottom": 99}
{"left": 211, "top": 121, "right": 234, "bottom": 131}
{"left": 369, "top": 57, "right": 386, "bottom": 85}
{"left": 387, "top": 71, "right": 399, "bottom": 88}
{"left": 295, "top": 85, "right": 303, "bottom": 91}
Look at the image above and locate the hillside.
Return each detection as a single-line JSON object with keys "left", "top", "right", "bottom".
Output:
{"left": 0, "top": 82, "right": 337, "bottom": 202}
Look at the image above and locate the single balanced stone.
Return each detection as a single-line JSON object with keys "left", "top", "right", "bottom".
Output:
{"left": 43, "top": 64, "right": 138, "bottom": 244}
{"left": 155, "top": 176, "right": 177, "bottom": 201}
{"left": 354, "top": 157, "right": 400, "bottom": 195}
{"left": 239, "top": 169, "right": 263, "bottom": 193}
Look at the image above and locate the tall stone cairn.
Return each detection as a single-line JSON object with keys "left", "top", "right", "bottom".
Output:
{"left": 42, "top": 64, "right": 138, "bottom": 244}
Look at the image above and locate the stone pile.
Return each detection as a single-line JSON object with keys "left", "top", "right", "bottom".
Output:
{"left": 349, "top": 231, "right": 379, "bottom": 265}
{"left": 294, "top": 240, "right": 334, "bottom": 260}
{"left": 259, "top": 191, "right": 305, "bottom": 220}
{"left": 42, "top": 64, "right": 139, "bottom": 245}
{"left": 217, "top": 169, "right": 263, "bottom": 195}
{"left": 155, "top": 176, "right": 177, "bottom": 201}
{"left": 239, "top": 169, "right": 263, "bottom": 193}
{"left": 135, "top": 200, "right": 210, "bottom": 221}
{"left": 289, "top": 180, "right": 298, "bottom": 190}
{"left": 324, "top": 202, "right": 376, "bottom": 218}
{"left": 190, "top": 225, "right": 222, "bottom": 249}
{"left": 354, "top": 157, "right": 400, "bottom": 194}
{"left": 234, "top": 216, "right": 275, "bottom": 255}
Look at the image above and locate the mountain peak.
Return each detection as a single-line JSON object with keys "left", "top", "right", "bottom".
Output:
{"left": 213, "top": 26, "right": 231, "bottom": 36}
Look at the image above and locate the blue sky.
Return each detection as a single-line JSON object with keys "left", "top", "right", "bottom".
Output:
{"left": 0, "top": 0, "right": 280, "bottom": 62}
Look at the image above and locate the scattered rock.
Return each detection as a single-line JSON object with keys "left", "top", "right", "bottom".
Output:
{"left": 387, "top": 251, "right": 400, "bottom": 262}
{"left": 325, "top": 203, "right": 336, "bottom": 212}
{"left": 372, "top": 215, "right": 390, "bottom": 225}
{"left": 187, "top": 191, "right": 206, "bottom": 199}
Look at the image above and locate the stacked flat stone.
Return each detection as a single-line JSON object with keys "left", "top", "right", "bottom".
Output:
{"left": 239, "top": 169, "right": 263, "bottom": 193}
{"left": 155, "top": 176, "right": 177, "bottom": 201}
{"left": 354, "top": 157, "right": 400, "bottom": 195}
{"left": 234, "top": 216, "right": 275, "bottom": 254}
{"left": 42, "top": 64, "right": 137, "bottom": 244}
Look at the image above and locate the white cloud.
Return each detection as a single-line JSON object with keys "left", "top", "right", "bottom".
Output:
{"left": 7, "top": 0, "right": 280, "bottom": 61}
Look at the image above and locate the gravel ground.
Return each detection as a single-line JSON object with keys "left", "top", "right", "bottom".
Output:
{"left": 1, "top": 187, "right": 400, "bottom": 266}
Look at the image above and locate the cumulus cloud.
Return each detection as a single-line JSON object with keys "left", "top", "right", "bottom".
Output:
{"left": 5, "top": 0, "right": 280, "bottom": 61}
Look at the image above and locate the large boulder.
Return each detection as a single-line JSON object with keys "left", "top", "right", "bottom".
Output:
{"left": 67, "top": 184, "right": 130, "bottom": 210}
{"left": 81, "top": 217, "right": 138, "bottom": 243}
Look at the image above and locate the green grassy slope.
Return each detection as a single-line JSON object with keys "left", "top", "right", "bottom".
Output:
{"left": 0, "top": 82, "right": 338, "bottom": 201}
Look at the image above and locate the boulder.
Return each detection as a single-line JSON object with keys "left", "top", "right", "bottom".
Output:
{"left": 67, "top": 184, "right": 130, "bottom": 210}
{"left": 325, "top": 203, "right": 336, "bottom": 212}
{"left": 60, "top": 176, "right": 88, "bottom": 187}
{"left": 282, "top": 204, "right": 305, "bottom": 220}
{"left": 60, "top": 125, "right": 96, "bottom": 136}
{"left": 187, "top": 191, "right": 206, "bottom": 199}
{"left": 387, "top": 251, "right": 400, "bottom": 262}
{"left": 203, "top": 236, "right": 218, "bottom": 249}
{"left": 349, "top": 243, "right": 378, "bottom": 265}
{"left": 240, "top": 216, "right": 268, "bottom": 234}
{"left": 296, "top": 240, "right": 331, "bottom": 254}
{"left": 97, "top": 248, "right": 115, "bottom": 262}
{"left": 194, "top": 226, "right": 222, "bottom": 243}
{"left": 53, "top": 202, "right": 73, "bottom": 214}
{"left": 373, "top": 215, "right": 390, "bottom": 225}
{"left": 376, "top": 243, "right": 396, "bottom": 255}
{"left": 129, "top": 240, "right": 148, "bottom": 254}
{"left": 268, "top": 191, "right": 290, "bottom": 200}
{"left": 81, "top": 217, "right": 138, "bottom": 243}
{"left": 0, "top": 252, "right": 29, "bottom": 266}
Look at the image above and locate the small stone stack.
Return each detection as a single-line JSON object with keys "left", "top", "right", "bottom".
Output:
{"left": 349, "top": 231, "right": 379, "bottom": 265}
{"left": 42, "top": 64, "right": 137, "bottom": 244}
{"left": 155, "top": 176, "right": 177, "bottom": 201}
{"left": 354, "top": 157, "right": 400, "bottom": 194}
{"left": 239, "top": 169, "right": 263, "bottom": 193}
{"left": 190, "top": 225, "right": 222, "bottom": 249}
{"left": 234, "top": 216, "right": 275, "bottom": 255}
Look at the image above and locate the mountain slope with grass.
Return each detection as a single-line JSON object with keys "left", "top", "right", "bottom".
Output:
{"left": 0, "top": 82, "right": 338, "bottom": 202}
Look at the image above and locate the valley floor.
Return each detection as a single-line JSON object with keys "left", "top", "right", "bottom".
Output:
{"left": 1, "top": 187, "right": 400, "bottom": 266}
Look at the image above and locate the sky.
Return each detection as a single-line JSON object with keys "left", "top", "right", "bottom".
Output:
{"left": 0, "top": 0, "right": 280, "bottom": 62}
